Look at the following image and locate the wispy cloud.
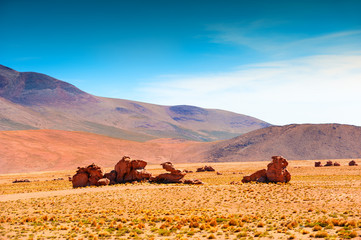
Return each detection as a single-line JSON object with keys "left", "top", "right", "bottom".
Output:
{"left": 139, "top": 54, "right": 361, "bottom": 125}
{"left": 206, "top": 22, "right": 361, "bottom": 57}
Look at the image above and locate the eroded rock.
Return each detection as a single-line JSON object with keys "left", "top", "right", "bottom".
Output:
{"left": 114, "top": 156, "right": 152, "bottom": 183}
{"left": 242, "top": 156, "right": 291, "bottom": 183}
{"left": 72, "top": 163, "right": 104, "bottom": 188}
{"left": 325, "top": 161, "right": 333, "bottom": 166}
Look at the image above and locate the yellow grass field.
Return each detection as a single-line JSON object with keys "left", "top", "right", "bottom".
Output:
{"left": 0, "top": 159, "right": 360, "bottom": 239}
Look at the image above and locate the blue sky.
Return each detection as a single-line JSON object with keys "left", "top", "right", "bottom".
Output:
{"left": 1, "top": 0, "right": 361, "bottom": 125}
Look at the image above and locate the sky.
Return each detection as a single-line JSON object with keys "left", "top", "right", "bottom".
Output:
{"left": 0, "top": 0, "right": 361, "bottom": 125}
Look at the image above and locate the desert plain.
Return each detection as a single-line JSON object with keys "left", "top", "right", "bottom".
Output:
{"left": 0, "top": 159, "right": 360, "bottom": 240}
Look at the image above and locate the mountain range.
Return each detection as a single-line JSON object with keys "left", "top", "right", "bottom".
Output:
{"left": 0, "top": 64, "right": 360, "bottom": 174}
{"left": 0, "top": 64, "right": 270, "bottom": 142}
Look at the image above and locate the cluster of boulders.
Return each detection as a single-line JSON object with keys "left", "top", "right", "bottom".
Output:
{"left": 242, "top": 156, "right": 291, "bottom": 183}
{"left": 72, "top": 156, "right": 203, "bottom": 188}
{"left": 196, "top": 166, "right": 215, "bottom": 172}
{"left": 13, "top": 179, "right": 31, "bottom": 183}
{"left": 315, "top": 160, "right": 358, "bottom": 167}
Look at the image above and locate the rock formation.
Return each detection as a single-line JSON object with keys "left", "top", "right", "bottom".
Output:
{"left": 325, "top": 161, "right": 333, "bottom": 166}
{"left": 72, "top": 156, "right": 202, "bottom": 187}
{"left": 151, "top": 162, "right": 186, "bottom": 183}
{"left": 196, "top": 165, "right": 215, "bottom": 172}
{"left": 333, "top": 162, "right": 340, "bottom": 166}
{"left": 315, "top": 161, "right": 322, "bottom": 167}
{"left": 242, "top": 156, "right": 291, "bottom": 183}
{"left": 349, "top": 160, "right": 358, "bottom": 166}
{"left": 114, "top": 156, "right": 152, "bottom": 183}
{"left": 72, "top": 163, "right": 105, "bottom": 188}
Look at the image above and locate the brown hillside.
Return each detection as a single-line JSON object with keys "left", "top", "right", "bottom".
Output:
{"left": 205, "top": 124, "right": 361, "bottom": 162}
{"left": 0, "top": 129, "right": 209, "bottom": 174}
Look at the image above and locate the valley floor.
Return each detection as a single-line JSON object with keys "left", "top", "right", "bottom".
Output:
{"left": 0, "top": 160, "right": 360, "bottom": 239}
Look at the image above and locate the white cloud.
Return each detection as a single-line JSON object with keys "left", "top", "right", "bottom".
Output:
{"left": 138, "top": 54, "right": 361, "bottom": 125}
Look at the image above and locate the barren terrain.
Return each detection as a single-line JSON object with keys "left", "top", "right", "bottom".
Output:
{"left": 0, "top": 160, "right": 360, "bottom": 239}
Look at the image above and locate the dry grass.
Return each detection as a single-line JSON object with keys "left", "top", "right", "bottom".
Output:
{"left": 0, "top": 159, "right": 360, "bottom": 239}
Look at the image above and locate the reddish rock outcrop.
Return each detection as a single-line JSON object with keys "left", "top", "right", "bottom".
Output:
{"left": 349, "top": 160, "right": 358, "bottom": 166}
{"left": 151, "top": 162, "right": 203, "bottom": 184}
{"left": 242, "top": 156, "right": 291, "bottom": 183}
{"left": 72, "top": 163, "right": 104, "bottom": 188}
{"left": 151, "top": 162, "right": 186, "bottom": 183}
{"left": 333, "top": 162, "right": 340, "bottom": 166}
{"left": 242, "top": 169, "right": 267, "bottom": 183}
{"left": 325, "top": 161, "right": 333, "bottom": 166}
{"left": 315, "top": 161, "right": 322, "bottom": 167}
{"left": 114, "top": 156, "right": 152, "bottom": 183}
{"left": 196, "top": 165, "right": 215, "bottom": 172}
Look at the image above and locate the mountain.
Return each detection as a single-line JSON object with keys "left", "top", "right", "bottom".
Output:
{"left": 204, "top": 124, "right": 361, "bottom": 162}
{"left": 0, "top": 64, "right": 270, "bottom": 141}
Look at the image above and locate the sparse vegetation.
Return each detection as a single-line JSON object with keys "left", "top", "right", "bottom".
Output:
{"left": 0, "top": 160, "right": 360, "bottom": 239}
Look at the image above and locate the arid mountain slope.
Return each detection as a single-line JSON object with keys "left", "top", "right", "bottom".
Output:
{"left": 205, "top": 124, "right": 361, "bottom": 162}
{"left": 0, "top": 129, "right": 209, "bottom": 174}
{"left": 0, "top": 65, "right": 270, "bottom": 141}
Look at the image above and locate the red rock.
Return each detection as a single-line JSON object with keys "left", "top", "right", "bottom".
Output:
{"left": 242, "top": 169, "right": 267, "bottom": 183}
{"left": 97, "top": 178, "right": 110, "bottom": 186}
{"left": 183, "top": 179, "right": 203, "bottom": 184}
{"left": 315, "top": 161, "right": 322, "bottom": 167}
{"left": 151, "top": 162, "right": 186, "bottom": 183}
{"left": 242, "top": 156, "right": 291, "bottom": 183}
{"left": 333, "top": 162, "right": 340, "bottom": 166}
{"left": 196, "top": 165, "right": 215, "bottom": 172}
{"left": 324, "top": 161, "right": 333, "bottom": 166}
{"left": 349, "top": 160, "right": 358, "bottom": 166}
{"left": 104, "top": 170, "right": 117, "bottom": 185}
{"left": 114, "top": 156, "right": 152, "bottom": 183}
{"left": 72, "top": 172, "right": 89, "bottom": 188}
{"left": 72, "top": 163, "right": 104, "bottom": 188}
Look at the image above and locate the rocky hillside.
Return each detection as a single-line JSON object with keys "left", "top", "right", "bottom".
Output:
{"left": 204, "top": 124, "right": 361, "bottom": 161}
{"left": 0, "top": 64, "right": 270, "bottom": 141}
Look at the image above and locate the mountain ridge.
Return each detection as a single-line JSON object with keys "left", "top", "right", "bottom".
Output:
{"left": 0, "top": 64, "right": 271, "bottom": 141}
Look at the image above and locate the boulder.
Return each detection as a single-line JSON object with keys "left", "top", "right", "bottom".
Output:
{"left": 151, "top": 162, "right": 186, "bottom": 183}
{"left": 183, "top": 179, "right": 203, "bottom": 184}
{"left": 114, "top": 156, "right": 152, "bottom": 183}
{"left": 242, "top": 169, "right": 267, "bottom": 183}
{"left": 196, "top": 165, "right": 215, "bottom": 172}
{"left": 349, "top": 160, "right": 358, "bottom": 166}
{"left": 333, "top": 162, "right": 341, "bottom": 166}
{"left": 104, "top": 170, "right": 117, "bottom": 185}
{"left": 72, "top": 163, "right": 104, "bottom": 188}
{"left": 325, "top": 161, "right": 333, "bottom": 166}
{"left": 97, "top": 178, "right": 110, "bottom": 186}
{"left": 72, "top": 172, "right": 89, "bottom": 188}
{"left": 242, "top": 156, "right": 291, "bottom": 183}
{"left": 315, "top": 161, "right": 322, "bottom": 167}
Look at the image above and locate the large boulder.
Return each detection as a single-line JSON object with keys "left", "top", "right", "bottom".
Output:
{"left": 114, "top": 156, "right": 152, "bottom": 183}
{"left": 72, "top": 163, "right": 104, "bottom": 188}
{"left": 266, "top": 156, "right": 291, "bottom": 183}
{"left": 242, "top": 156, "right": 291, "bottom": 183}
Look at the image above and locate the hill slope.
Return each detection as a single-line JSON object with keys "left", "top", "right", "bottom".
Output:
{"left": 205, "top": 124, "right": 361, "bottom": 162}
{"left": 0, "top": 129, "right": 209, "bottom": 174}
{"left": 0, "top": 64, "right": 270, "bottom": 141}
